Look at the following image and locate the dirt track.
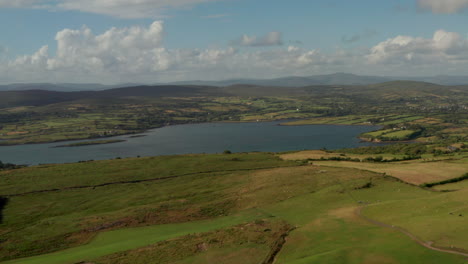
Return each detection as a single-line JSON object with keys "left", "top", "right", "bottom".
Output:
{"left": 355, "top": 206, "right": 468, "bottom": 259}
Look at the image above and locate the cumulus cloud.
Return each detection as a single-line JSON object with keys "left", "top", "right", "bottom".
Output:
{"left": 11, "top": 45, "right": 49, "bottom": 68}
{"left": 0, "top": 0, "right": 221, "bottom": 18}
{"left": 418, "top": 0, "right": 468, "bottom": 14}
{"left": 46, "top": 21, "right": 170, "bottom": 73}
{"left": 367, "top": 30, "right": 468, "bottom": 64}
{"left": 231, "top": 32, "right": 283, "bottom": 47}
{"left": 5, "top": 22, "right": 171, "bottom": 82}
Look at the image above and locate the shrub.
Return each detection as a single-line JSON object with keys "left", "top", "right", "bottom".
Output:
{"left": 421, "top": 173, "right": 468, "bottom": 188}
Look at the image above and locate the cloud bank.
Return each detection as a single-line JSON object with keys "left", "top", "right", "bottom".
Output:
{"left": 3, "top": 1, "right": 468, "bottom": 19}
{"left": 367, "top": 30, "right": 468, "bottom": 64}
{"left": 3, "top": 22, "right": 468, "bottom": 84}
{"left": 418, "top": 0, "right": 468, "bottom": 14}
{"left": 0, "top": 0, "right": 220, "bottom": 18}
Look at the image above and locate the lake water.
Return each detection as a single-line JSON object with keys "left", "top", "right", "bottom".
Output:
{"left": 0, "top": 121, "right": 381, "bottom": 165}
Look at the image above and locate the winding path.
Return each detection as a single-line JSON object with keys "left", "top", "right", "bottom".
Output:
{"left": 355, "top": 206, "right": 468, "bottom": 258}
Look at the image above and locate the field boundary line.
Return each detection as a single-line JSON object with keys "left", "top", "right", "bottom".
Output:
{"left": 4, "top": 165, "right": 302, "bottom": 197}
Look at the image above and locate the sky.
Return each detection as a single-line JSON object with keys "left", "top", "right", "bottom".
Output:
{"left": 1, "top": 0, "right": 468, "bottom": 84}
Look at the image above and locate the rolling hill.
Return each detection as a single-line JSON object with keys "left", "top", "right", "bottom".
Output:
{"left": 0, "top": 80, "right": 466, "bottom": 109}
{"left": 3, "top": 73, "right": 468, "bottom": 93}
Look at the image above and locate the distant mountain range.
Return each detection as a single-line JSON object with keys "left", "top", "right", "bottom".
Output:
{"left": 0, "top": 80, "right": 466, "bottom": 109}
{"left": 171, "top": 73, "right": 468, "bottom": 87}
{"left": 170, "top": 73, "right": 393, "bottom": 87}
{"left": 2, "top": 73, "right": 468, "bottom": 91}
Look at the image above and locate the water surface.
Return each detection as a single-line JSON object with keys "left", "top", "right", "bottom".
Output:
{"left": 0, "top": 121, "right": 380, "bottom": 165}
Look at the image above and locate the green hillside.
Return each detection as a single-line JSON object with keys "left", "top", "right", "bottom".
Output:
{"left": 1, "top": 152, "right": 467, "bottom": 263}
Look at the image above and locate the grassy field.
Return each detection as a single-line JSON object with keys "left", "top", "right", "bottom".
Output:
{"left": 310, "top": 158, "right": 468, "bottom": 185}
{"left": 432, "top": 179, "right": 468, "bottom": 191}
{"left": 2, "top": 212, "right": 262, "bottom": 264}
{"left": 364, "top": 187, "right": 468, "bottom": 250}
{"left": 1, "top": 152, "right": 468, "bottom": 263}
{"left": 280, "top": 150, "right": 468, "bottom": 185}
{"left": 94, "top": 219, "right": 292, "bottom": 264}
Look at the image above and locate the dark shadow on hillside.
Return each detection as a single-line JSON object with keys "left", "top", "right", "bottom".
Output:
{"left": 0, "top": 197, "right": 8, "bottom": 224}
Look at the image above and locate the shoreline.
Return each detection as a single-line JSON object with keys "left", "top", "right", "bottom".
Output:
{"left": 53, "top": 139, "right": 127, "bottom": 148}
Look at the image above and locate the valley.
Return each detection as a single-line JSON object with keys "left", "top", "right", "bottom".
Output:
{"left": 0, "top": 80, "right": 467, "bottom": 263}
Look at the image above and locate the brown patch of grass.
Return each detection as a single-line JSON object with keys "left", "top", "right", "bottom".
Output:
{"left": 328, "top": 207, "right": 358, "bottom": 221}
{"left": 279, "top": 150, "right": 342, "bottom": 160}
{"left": 314, "top": 159, "right": 468, "bottom": 185}
{"left": 79, "top": 203, "right": 228, "bottom": 234}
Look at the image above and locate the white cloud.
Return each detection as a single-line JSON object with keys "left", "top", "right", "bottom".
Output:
{"left": 3, "top": 24, "right": 468, "bottom": 84}
{"left": 0, "top": 0, "right": 221, "bottom": 18}
{"left": 418, "top": 0, "right": 468, "bottom": 14}
{"left": 0, "top": 0, "right": 41, "bottom": 8}
{"left": 46, "top": 21, "right": 169, "bottom": 73}
{"left": 2, "top": 22, "right": 341, "bottom": 83}
{"left": 5, "top": 22, "right": 173, "bottom": 82}
{"left": 10, "top": 45, "right": 49, "bottom": 69}
{"left": 367, "top": 30, "right": 468, "bottom": 64}
{"left": 232, "top": 32, "right": 283, "bottom": 47}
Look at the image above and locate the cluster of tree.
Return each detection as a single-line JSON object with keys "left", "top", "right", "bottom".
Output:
{"left": 315, "top": 156, "right": 361, "bottom": 162}
{"left": 362, "top": 155, "right": 421, "bottom": 162}
{"left": 338, "top": 143, "right": 428, "bottom": 155}
{"left": 312, "top": 154, "right": 421, "bottom": 163}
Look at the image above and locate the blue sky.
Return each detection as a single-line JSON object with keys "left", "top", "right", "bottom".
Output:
{"left": 1, "top": 0, "right": 468, "bottom": 84}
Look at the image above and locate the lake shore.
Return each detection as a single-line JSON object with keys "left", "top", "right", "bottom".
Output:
{"left": 54, "top": 139, "right": 127, "bottom": 148}
{"left": 0, "top": 122, "right": 382, "bottom": 165}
